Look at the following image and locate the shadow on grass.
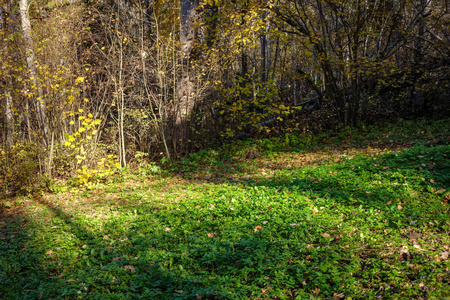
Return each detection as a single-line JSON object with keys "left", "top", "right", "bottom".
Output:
{"left": 1, "top": 144, "right": 449, "bottom": 299}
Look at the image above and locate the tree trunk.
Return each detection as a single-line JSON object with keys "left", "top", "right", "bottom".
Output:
{"left": 5, "top": 92, "right": 14, "bottom": 147}
{"left": 19, "top": 0, "right": 48, "bottom": 145}
{"left": 411, "top": 0, "right": 427, "bottom": 115}
{"left": 175, "top": 0, "right": 198, "bottom": 155}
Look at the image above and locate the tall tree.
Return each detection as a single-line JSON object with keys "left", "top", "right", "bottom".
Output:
{"left": 19, "top": 0, "right": 48, "bottom": 144}
{"left": 1, "top": 1, "right": 14, "bottom": 147}
{"left": 175, "top": 0, "right": 198, "bottom": 154}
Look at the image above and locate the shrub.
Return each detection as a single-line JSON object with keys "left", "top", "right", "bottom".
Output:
{"left": 0, "top": 143, "right": 44, "bottom": 195}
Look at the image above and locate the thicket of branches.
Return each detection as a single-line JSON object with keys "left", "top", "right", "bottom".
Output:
{"left": 0, "top": 0, "right": 449, "bottom": 194}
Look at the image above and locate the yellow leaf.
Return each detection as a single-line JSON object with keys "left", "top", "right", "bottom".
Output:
{"left": 75, "top": 77, "right": 85, "bottom": 83}
{"left": 78, "top": 127, "right": 86, "bottom": 133}
{"left": 84, "top": 98, "right": 89, "bottom": 103}
{"left": 78, "top": 109, "right": 84, "bottom": 113}
{"left": 69, "top": 121, "right": 74, "bottom": 125}
{"left": 88, "top": 113, "right": 93, "bottom": 118}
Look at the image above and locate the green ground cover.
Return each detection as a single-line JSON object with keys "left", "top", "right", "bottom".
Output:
{"left": 1, "top": 119, "right": 449, "bottom": 299}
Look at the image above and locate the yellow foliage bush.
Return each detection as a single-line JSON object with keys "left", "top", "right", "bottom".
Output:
{"left": 0, "top": 143, "right": 44, "bottom": 195}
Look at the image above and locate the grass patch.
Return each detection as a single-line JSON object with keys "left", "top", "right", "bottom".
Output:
{"left": 1, "top": 119, "right": 449, "bottom": 299}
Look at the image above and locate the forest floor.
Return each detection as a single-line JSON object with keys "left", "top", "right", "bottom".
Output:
{"left": 1, "top": 119, "right": 449, "bottom": 299}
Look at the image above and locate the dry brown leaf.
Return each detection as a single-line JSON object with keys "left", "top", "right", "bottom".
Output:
{"left": 398, "top": 205, "right": 403, "bottom": 210}
{"left": 254, "top": 225, "right": 263, "bottom": 232}
{"left": 321, "top": 233, "right": 330, "bottom": 238}
{"left": 46, "top": 250, "right": 54, "bottom": 256}
{"left": 124, "top": 265, "right": 135, "bottom": 272}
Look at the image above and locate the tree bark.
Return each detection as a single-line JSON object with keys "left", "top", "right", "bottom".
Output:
{"left": 175, "top": 0, "right": 198, "bottom": 155}
{"left": 19, "top": 0, "right": 48, "bottom": 145}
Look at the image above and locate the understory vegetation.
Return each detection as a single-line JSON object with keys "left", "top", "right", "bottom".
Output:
{"left": 1, "top": 119, "right": 449, "bottom": 299}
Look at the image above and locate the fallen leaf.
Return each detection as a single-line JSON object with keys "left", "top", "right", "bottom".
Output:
{"left": 397, "top": 204, "right": 403, "bottom": 210}
{"left": 46, "top": 250, "right": 54, "bottom": 256}
{"left": 254, "top": 225, "right": 263, "bottom": 232}
{"left": 430, "top": 179, "right": 435, "bottom": 183}
{"left": 312, "top": 207, "right": 319, "bottom": 215}
{"left": 165, "top": 227, "right": 171, "bottom": 232}
{"left": 124, "top": 265, "right": 135, "bottom": 272}
{"left": 321, "top": 232, "right": 330, "bottom": 238}
{"left": 207, "top": 232, "right": 218, "bottom": 237}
